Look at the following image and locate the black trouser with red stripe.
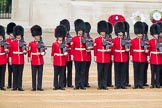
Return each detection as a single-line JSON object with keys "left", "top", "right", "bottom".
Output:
{"left": 12, "top": 64, "right": 24, "bottom": 89}
{"left": 54, "top": 66, "right": 65, "bottom": 88}
{"left": 8, "top": 62, "right": 13, "bottom": 87}
{"left": 31, "top": 65, "right": 43, "bottom": 90}
{"left": 150, "top": 64, "right": 161, "bottom": 87}
{"left": 114, "top": 62, "right": 127, "bottom": 88}
{"left": 85, "top": 61, "right": 91, "bottom": 86}
{"left": 107, "top": 60, "right": 112, "bottom": 86}
{"left": 133, "top": 62, "right": 145, "bottom": 87}
{"left": 0, "top": 64, "right": 6, "bottom": 88}
{"left": 97, "top": 63, "right": 110, "bottom": 88}
{"left": 74, "top": 61, "right": 86, "bottom": 88}
{"left": 64, "top": 61, "right": 73, "bottom": 87}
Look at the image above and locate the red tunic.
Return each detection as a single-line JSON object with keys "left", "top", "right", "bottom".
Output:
{"left": 130, "top": 37, "right": 147, "bottom": 62}
{"left": 0, "top": 45, "right": 7, "bottom": 65}
{"left": 51, "top": 41, "right": 66, "bottom": 66}
{"left": 94, "top": 36, "right": 112, "bottom": 63}
{"left": 28, "top": 41, "right": 45, "bottom": 65}
{"left": 149, "top": 39, "right": 162, "bottom": 64}
{"left": 9, "top": 39, "right": 25, "bottom": 65}
{"left": 71, "top": 36, "right": 87, "bottom": 61}
{"left": 112, "top": 37, "right": 129, "bottom": 62}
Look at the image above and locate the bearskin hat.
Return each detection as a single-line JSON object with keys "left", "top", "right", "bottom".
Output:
{"left": 60, "top": 19, "right": 70, "bottom": 32}
{"left": 13, "top": 25, "right": 24, "bottom": 37}
{"left": 7, "top": 22, "right": 16, "bottom": 35}
{"left": 31, "top": 25, "right": 42, "bottom": 37}
{"left": 134, "top": 21, "right": 144, "bottom": 35}
{"left": 85, "top": 22, "right": 91, "bottom": 33}
{"left": 55, "top": 25, "right": 67, "bottom": 38}
{"left": 143, "top": 22, "right": 148, "bottom": 34}
{"left": 107, "top": 22, "right": 113, "bottom": 34}
{"left": 114, "top": 22, "right": 125, "bottom": 36}
{"left": 150, "top": 24, "right": 160, "bottom": 35}
{"left": 74, "top": 19, "right": 85, "bottom": 34}
{"left": 97, "top": 20, "right": 108, "bottom": 34}
{"left": 123, "top": 21, "right": 129, "bottom": 33}
{"left": 0, "top": 25, "right": 5, "bottom": 38}
{"left": 157, "top": 22, "right": 162, "bottom": 33}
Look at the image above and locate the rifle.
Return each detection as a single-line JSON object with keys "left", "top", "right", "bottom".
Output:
{"left": 82, "top": 33, "right": 93, "bottom": 50}
{"left": 0, "top": 36, "right": 10, "bottom": 53}
{"left": 121, "top": 33, "right": 131, "bottom": 51}
{"left": 19, "top": 37, "right": 28, "bottom": 53}
{"left": 66, "top": 32, "right": 72, "bottom": 44}
{"left": 102, "top": 34, "right": 113, "bottom": 50}
{"left": 60, "top": 38, "right": 68, "bottom": 55}
{"left": 156, "top": 36, "right": 162, "bottom": 52}
{"left": 140, "top": 34, "right": 150, "bottom": 52}
{"left": 37, "top": 36, "right": 47, "bottom": 54}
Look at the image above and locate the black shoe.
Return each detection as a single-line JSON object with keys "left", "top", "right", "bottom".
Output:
{"left": 18, "top": 88, "right": 24, "bottom": 91}
{"left": 133, "top": 86, "right": 138, "bottom": 89}
{"left": 97, "top": 87, "right": 102, "bottom": 90}
{"left": 150, "top": 85, "right": 155, "bottom": 88}
{"left": 67, "top": 85, "right": 74, "bottom": 88}
{"left": 60, "top": 87, "right": 65, "bottom": 90}
{"left": 139, "top": 86, "right": 144, "bottom": 89}
{"left": 0, "top": 87, "right": 6, "bottom": 91}
{"left": 74, "top": 87, "right": 79, "bottom": 90}
{"left": 85, "top": 84, "right": 91, "bottom": 88}
{"left": 53, "top": 87, "right": 59, "bottom": 90}
{"left": 121, "top": 86, "right": 127, "bottom": 89}
{"left": 103, "top": 87, "right": 108, "bottom": 90}
{"left": 80, "top": 87, "right": 86, "bottom": 90}
{"left": 144, "top": 84, "right": 149, "bottom": 86}
{"left": 126, "top": 84, "right": 131, "bottom": 87}
{"left": 37, "top": 88, "right": 44, "bottom": 91}
{"left": 12, "top": 88, "right": 17, "bottom": 91}
{"left": 31, "top": 89, "right": 36, "bottom": 91}
{"left": 156, "top": 85, "right": 160, "bottom": 88}
{"left": 7, "top": 86, "right": 11, "bottom": 89}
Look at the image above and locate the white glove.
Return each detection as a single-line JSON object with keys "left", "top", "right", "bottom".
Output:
{"left": 64, "top": 52, "right": 68, "bottom": 56}
{"left": 145, "top": 50, "right": 149, "bottom": 53}
{"left": 41, "top": 52, "right": 45, "bottom": 56}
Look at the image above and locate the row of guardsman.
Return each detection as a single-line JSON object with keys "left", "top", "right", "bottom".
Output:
{"left": 0, "top": 18, "right": 162, "bottom": 91}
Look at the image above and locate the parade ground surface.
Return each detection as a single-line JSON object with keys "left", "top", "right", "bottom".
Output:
{"left": 0, "top": 33, "right": 162, "bottom": 108}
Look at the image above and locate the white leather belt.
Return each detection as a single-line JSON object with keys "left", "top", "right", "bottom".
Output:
{"left": 31, "top": 52, "right": 40, "bottom": 55}
{"left": 151, "top": 52, "right": 160, "bottom": 54}
{"left": 13, "top": 51, "right": 23, "bottom": 54}
{"left": 97, "top": 49, "right": 110, "bottom": 52}
{"left": 54, "top": 53, "right": 64, "bottom": 56}
{"left": 115, "top": 50, "right": 125, "bottom": 52}
{"left": 0, "top": 53, "right": 5, "bottom": 55}
{"left": 75, "top": 48, "right": 86, "bottom": 51}
{"left": 133, "top": 50, "right": 145, "bottom": 52}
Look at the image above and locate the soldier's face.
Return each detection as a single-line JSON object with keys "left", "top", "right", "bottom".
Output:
{"left": 137, "top": 34, "right": 142, "bottom": 38}
{"left": 0, "top": 35, "right": 3, "bottom": 41}
{"left": 57, "top": 37, "right": 63, "bottom": 44}
{"left": 78, "top": 30, "right": 83, "bottom": 36}
{"left": 160, "top": 33, "right": 162, "bottom": 37}
{"left": 154, "top": 34, "right": 158, "bottom": 39}
{"left": 9, "top": 33, "right": 14, "bottom": 37}
{"left": 34, "top": 35, "right": 40, "bottom": 41}
{"left": 118, "top": 32, "right": 123, "bottom": 38}
{"left": 100, "top": 32, "right": 106, "bottom": 37}
{"left": 16, "top": 35, "right": 21, "bottom": 40}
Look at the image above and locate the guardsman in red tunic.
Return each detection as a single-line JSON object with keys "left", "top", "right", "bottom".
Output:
{"left": 123, "top": 21, "right": 131, "bottom": 87}
{"left": 107, "top": 22, "right": 113, "bottom": 87}
{"left": 130, "top": 21, "right": 148, "bottom": 89}
{"left": 51, "top": 25, "right": 67, "bottom": 90}
{"left": 157, "top": 22, "right": 162, "bottom": 86}
{"left": 84, "top": 22, "right": 93, "bottom": 88}
{"left": 143, "top": 22, "right": 149, "bottom": 87}
{"left": 0, "top": 26, "right": 8, "bottom": 90}
{"left": 28, "top": 25, "right": 46, "bottom": 91}
{"left": 112, "top": 22, "right": 129, "bottom": 89}
{"left": 9, "top": 25, "right": 27, "bottom": 91}
{"left": 6, "top": 22, "right": 16, "bottom": 89}
{"left": 60, "top": 19, "right": 73, "bottom": 88}
{"left": 94, "top": 20, "right": 112, "bottom": 90}
{"left": 71, "top": 19, "right": 87, "bottom": 90}
{"left": 149, "top": 24, "right": 162, "bottom": 88}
